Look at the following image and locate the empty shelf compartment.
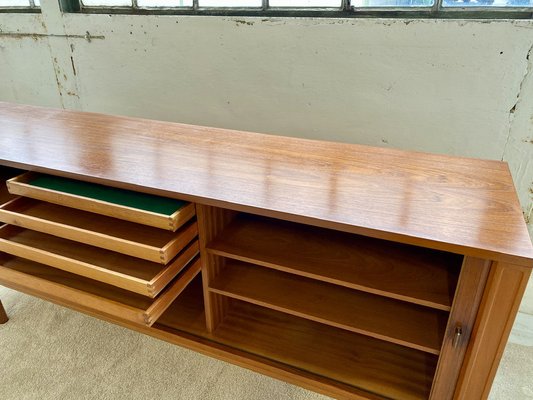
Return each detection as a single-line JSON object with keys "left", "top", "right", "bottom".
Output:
{"left": 209, "top": 299, "right": 437, "bottom": 400}
{"left": 208, "top": 214, "right": 462, "bottom": 310}
{"left": 209, "top": 261, "right": 448, "bottom": 354}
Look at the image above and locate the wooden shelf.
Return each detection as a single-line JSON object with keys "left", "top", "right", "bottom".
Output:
{"left": 206, "top": 299, "right": 437, "bottom": 400}
{"left": 0, "top": 197, "right": 198, "bottom": 264}
{"left": 155, "top": 278, "right": 380, "bottom": 399}
{"left": 0, "top": 225, "right": 199, "bottom": 297}
{"left": 0, "top": 253, "right": 201, "bottom": 326}
{"left": 208, "top": 214, "right": 462, "bottom": 311}
{"left": 209, "top": 261, "right": 447, "bottom": 355}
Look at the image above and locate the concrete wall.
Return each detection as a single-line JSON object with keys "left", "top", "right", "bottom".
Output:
{"left": 1, "top": 6, "right": 532, "bottom": 313}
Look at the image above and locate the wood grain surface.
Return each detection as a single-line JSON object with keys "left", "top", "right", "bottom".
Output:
{"left": 0, "top": 168, "right": 36, "bottom": 323}
{"left": 0, "top": 167, "right": 19, "bottom": 205}
{"left": 0, "top": 103, "right": 531, "bottom": 266}
{"left": 429, "top": 257, "right": 490, "bottom": 400}
{"left": 209, "top": 261, "right": 448, "bottom": 354}
{"left": 0, "top": 272, "right": 385, "bottom": 400}
{"left": 208, "top": 214, "right": 462, "bottom": 310}
{"left": 0, "top": 225, "right": 199, "bottom": 297}
{"left": 0, "top": 253, "right": 200, "bottom": 326}
{"left": 210, "top": 299, "right": 437, "bottom": 400}
{"left": 196, "top": 204, "right": 236, "bottom": 332}
{"left": 7, "top": 171, "right": 196, "bottom": 232}
{"left": 455, "top": 262, "right": 532, "bottom": 400}
{"left": 0, "top": 197, "right": 196, "bottom": 263}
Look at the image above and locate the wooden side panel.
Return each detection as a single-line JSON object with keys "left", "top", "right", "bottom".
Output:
{"left": 0, "top": 299, "right": 8, "bottom": 324}
{"left": 0, "top": 166, "right": 20, "bottom": 205}
{"left": 196, "top": 204, "right": 236, "bottom": 332}
{"left": 454, "top": 262, "right": 531, "bottom": 400}
{"left": 429, "top": 257, "right": 490, "bottom": 400}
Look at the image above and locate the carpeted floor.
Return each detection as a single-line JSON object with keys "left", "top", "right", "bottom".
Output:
{"left": 0, "top": 286, "right": 531, "bottom": 400}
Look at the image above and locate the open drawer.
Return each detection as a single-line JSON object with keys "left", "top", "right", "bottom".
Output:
{"left": 7, "top": 172, "right": 195, "bottom": 232}
{"left": 0, "top": 253, "right": 202, "bottom": 327}
{"left": 0, "top": 225, "right": 199, "bottom": 297}
{"left": 0, "top": 197, "right": 197, "bottom": 264}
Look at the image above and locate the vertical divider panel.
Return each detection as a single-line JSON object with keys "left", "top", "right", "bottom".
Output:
{"left": 196, "top": 204, "right": 237, "bottom": 332}
{"left": 429, "top": 256, "right": 491, "bottom": 400}
{"left": 454, "top": 261, "right": 532, "bottom": 400}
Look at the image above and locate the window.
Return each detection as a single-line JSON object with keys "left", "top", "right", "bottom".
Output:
{"left": 71, "top": 0, "right": 533, "bottom": 16}
{"left": 269, "top": 0, "right": 342, "bottom": 5}
{"left": 0, "top": 0, "right": 40, "bottom": 8}
{"left": 78, "top": 0, "right": 341, "bottom": 7}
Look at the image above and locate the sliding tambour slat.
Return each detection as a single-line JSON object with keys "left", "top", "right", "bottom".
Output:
{"left": 196, "top": 204, "right": 237, "bottom": 332}
{"left": 0, "top": 225, "right": 199, "bottom": 297}
{"left": 0, "top": 253, "right": 201, "bottom": 326}
{"left": 0, "top": 197, "right": 197, "bottom": 264}
{"left": 7, "top": 172, "right": 195, "bottom": 232}
{"left": 208, "top": 214, "right": 462, "bottom": 311}
{"left": 209, "top": 261, "right": 448, "bottom": 355}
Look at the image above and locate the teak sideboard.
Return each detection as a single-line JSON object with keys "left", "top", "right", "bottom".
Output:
{"left": 0, "top": 102, "right": 531, "bottom": 400}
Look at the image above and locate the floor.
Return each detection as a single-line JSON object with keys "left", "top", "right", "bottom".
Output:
{"left": 0, "top": 286, "right": 532, "bottom": 400}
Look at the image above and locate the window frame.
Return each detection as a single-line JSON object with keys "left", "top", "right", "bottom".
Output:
{"left": 0, "top": 0, "right": 40, "bottom": 12}
{"left": 1, "top": 0, "right": 531, "bottom": 18}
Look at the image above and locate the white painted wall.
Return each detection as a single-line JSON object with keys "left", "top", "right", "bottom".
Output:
{"left": 0, "top": 8, "right": 532, "bottom": 313}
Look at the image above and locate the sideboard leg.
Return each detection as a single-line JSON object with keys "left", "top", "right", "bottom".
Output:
{"left": 0, "top": 299, "right": 8, "bottom": 324}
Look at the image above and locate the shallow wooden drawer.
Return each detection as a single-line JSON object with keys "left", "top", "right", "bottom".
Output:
{"left": 0, "top": 225, "right": 199, "bottom": 298}
{"left": 0, "top": 253, "right": 202, "bottom": 326}
{"left": 7, "top": 172, "right": 195, "bottom": 232}
{"left": 0, "top": 197, "right": 198, "bottom": 264}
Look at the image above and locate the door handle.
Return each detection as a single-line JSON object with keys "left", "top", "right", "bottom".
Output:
{"left": 452, "top": 325, "right": 463, "bottom": 348}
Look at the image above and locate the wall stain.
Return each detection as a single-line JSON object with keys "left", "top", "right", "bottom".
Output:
{"left": 70, "top": 56, "right": 77, "bottom": 76}
{"left": 527, "top": 186, "right": 533, "bottom": 225}
{"left": 235, "top": 20, "right": 254, "bottom": 26}
{"left": 0, "top": 32, "right": 104, "bottom": 41}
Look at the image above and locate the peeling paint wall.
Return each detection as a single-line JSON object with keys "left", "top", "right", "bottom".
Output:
{"left": 1, "top": 10, "right": 533, "bottom": 312}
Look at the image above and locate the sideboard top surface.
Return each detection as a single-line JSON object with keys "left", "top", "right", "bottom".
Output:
{"left": 0, "top": 102, "right": 532, "bottom": 266}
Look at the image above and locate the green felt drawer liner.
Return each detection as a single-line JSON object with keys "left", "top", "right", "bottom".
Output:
{"left": 28, "top": 175, "right": 186, "bottom": 216}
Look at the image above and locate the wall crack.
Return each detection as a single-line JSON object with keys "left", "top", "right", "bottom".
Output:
{"left": 502, "top": 43, "right": 533, "bottom": 161}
